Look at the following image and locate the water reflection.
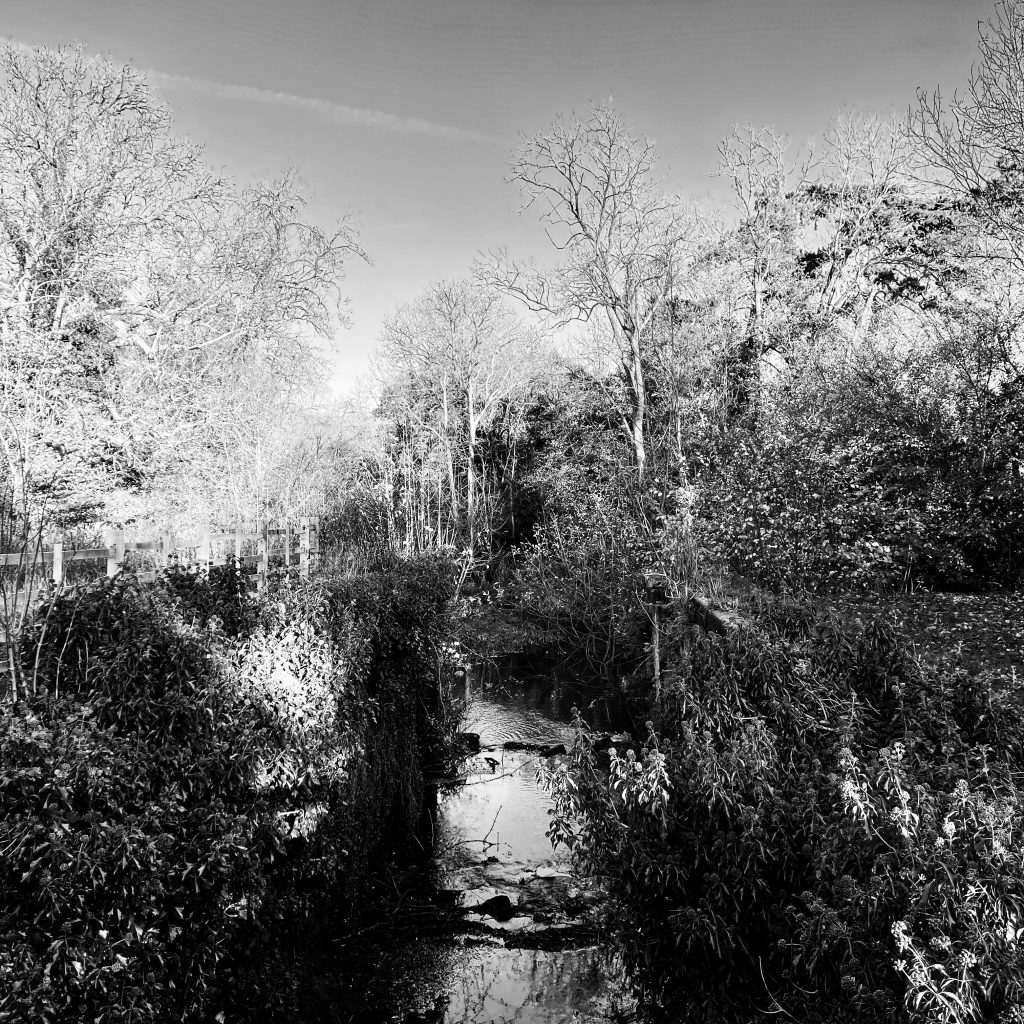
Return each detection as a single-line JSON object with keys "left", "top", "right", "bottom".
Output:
{"left": 354, "top": 656, "right": 633, "bottom": 1024}
{"left": 359, "top": 940, "right": 629, "bottom": 1024}
{"left": 435, "top": 748, "right": 569, "bottom": 867}
{"left": 439, "top": 948, "right": 612, "bottom": 1024}
{"left": 439, "top": 658, "right": 623, "bottom": 867}
{"left": 452, "top": 657, "right": 620, "bottom": 746}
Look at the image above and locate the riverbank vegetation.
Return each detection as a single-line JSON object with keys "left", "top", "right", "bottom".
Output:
{"left": 544, "top": 610, "right": 1024, "bottom": 1023}
{"left": 0, "top": 558, "right": 456, "bottom": 1022}
{"left": 4, "top": 2, "right": 1024, "bottom": 1021}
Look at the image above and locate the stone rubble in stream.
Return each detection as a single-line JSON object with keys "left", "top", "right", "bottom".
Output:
{"left": 434, "top": 749, "right": 603, "bottom": 946}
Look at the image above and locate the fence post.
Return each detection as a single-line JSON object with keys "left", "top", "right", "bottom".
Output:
{"left": 299, "top": 517, "right": 310, "bottom": 579}
{"left": 257, "top": 520, "right": 269, "bottom": 593}
{"left": 213, "top": 531, "right": 225, "bottom": 567}
{"left": 106, "top": 528, "right": 124, "bottom": 578}
{"left": 234, "top": 526, "right": 242, "bottom": 572}
{"left": 52, "top": 534, "right": 63, "bottom": 587}
{"left": 165, "top": 533, "right": 180, "bottom": 570}
{"left": 284, "top": 520, "right": 292, "bottom": 572}
{"left": 310, "top": 517, "right": 319, "bottom": 573}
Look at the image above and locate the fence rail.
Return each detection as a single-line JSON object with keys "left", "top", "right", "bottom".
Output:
{"left": 1, "top": 517, "right": 320, "bottom": 594}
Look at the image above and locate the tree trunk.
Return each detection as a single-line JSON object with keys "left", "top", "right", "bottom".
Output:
{"left": 621, "top": 321, "right": 647, "bottom": 479}
{"left": 728, "top": 271, "right": 765, "bottom": 423}
{"left": 853, "top": 281, "right": 879, "bottom": 345}
{"left": 467, "top": 381, "right": 477, "bottom": 549}
{"left": 441, "top": 383, "right": 459, "bottom": 527}
{"left": 630, "top": 405, "right": 646, "bottom": 480}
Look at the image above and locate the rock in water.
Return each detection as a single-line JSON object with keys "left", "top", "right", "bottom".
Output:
{"left": 469, "top": 894, "right": 516, "bottom": 921}
{"left": 502, "top": 740, "right": 534, "bottom": 751}
{"left": 534, "top": 866, "right": 571, "bottom": 879}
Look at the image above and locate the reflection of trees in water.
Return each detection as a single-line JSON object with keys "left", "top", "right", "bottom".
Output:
{"left": 348, "top": 935, "right": 454, "bottom": 1022}
{"left": 444, "top": 948, "right": 609, "bottom": 1023}
{"left": 454, "top": 661, "right": 620, "bottom": 741}
{"left": 354, "top": 942, "right": 631, "bottom": 1023}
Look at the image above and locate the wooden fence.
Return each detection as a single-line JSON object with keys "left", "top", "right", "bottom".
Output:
{"left": 0, "top": 518, "right": 320, "bottom": 594}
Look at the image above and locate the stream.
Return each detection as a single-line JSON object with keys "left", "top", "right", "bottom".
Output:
{"left": 345, "top": 657, "right": 637, "bottom": 1023}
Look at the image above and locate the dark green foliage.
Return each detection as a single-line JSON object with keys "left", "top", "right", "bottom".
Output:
{"left": 1, "top": 576, "right": 269, "bottom": 1022}
{"left": 543, "top": 613, "right": 1024, "bottom": 1023}
{"left": 701, "top": 424, "right": 902, "bottom": 591}
{"left": 702, "top": 356, "right": 1024, "bottom": 593}
{"left": 513, "top": 493, "right": 659, "bottom": 681}
{"left": 0, "top": 556, "right": 456, "bottom": 1023}
{"left": 823, "top": 590, "right": 1024, "bottom": 679}
{"left": 161, "top": 562, "right": 262, "bottom": 637}
{"left": 515, "top": 367, "right": 632, "bottom": 527}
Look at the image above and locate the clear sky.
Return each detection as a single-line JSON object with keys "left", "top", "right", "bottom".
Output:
{"left": 4, "top": 0, "right": 996, "bottom": 391}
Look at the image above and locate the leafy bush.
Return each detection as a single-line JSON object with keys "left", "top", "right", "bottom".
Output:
{"left": 701, "top": 424, "right": 909, "bottom": 592}
{"left": 0, "top": 556, "right": 456, "bottom": 1023}
{"left": 513, "top": 495, "right": 658, "bottom": 680}
{"left": 701, "top": 346, "right": 1024, "bottom": 593}
{"left": 162, "top": 561, "right": 262, "bottom": 637}
{"left": 512, "top": 475, "right": 707, "bottom": 682}
{"left": 1, "top": 575, "right": 270, "bottom": 1022}
{"left": 543, "top": 611, "right": 1024, "bottom": 1023}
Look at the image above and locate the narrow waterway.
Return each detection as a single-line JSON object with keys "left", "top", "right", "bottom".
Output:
{"left": 346, "top": 657, "right": 637, "bottom": 1023}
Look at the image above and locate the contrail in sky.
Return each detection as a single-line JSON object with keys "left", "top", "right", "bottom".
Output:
{"left": 6, "top": 39, "right": 501, "bottom": 147}
{"left": 149, "top": 69, "right": 503, "bottom": 147}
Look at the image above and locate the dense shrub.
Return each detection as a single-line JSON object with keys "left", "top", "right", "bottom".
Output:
{"left": 162, "top": 560, "right": 262, "bottom": 637}
{"left": 543, "top": 611, "right": 1024, "bottom": 1023}
{"left": 700, "top": 352, "right": 1024, "bottom": 593}
{"left": 701, "top": 424, "right": 916, "bottom": 592}
{"left": 0, "top": 556, "right": 456, "bottom": 1023}
{"left": 320, "top": 487, "right": 402, "bottom": 571}
{"left": 513, "top": 494, "right": 659, "bottom": 680}
{"left": 511, "top": 472, "right": 706, "bottom": 682}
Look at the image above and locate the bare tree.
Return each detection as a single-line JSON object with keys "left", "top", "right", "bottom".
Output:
{"left": 483, "top": 106, "right": 697, "bottom": 478}
{"left": 375, "top": 279, "right": 545, "bottom": 548}
{"left": 0, "top": 42, "right": 365, "bottom": 530}
{"left": 798, "top": 111, "right": 918, "bottom": 354}
{"left": 0, "top": 41, "right": 367, "bottom": 697}
{"left": 912, "top": 0, "right": 1024, "bottom": 261}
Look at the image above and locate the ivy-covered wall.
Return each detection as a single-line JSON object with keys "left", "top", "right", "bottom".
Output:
{"left": 0, "top": 556, "right": 456, "bottom": 1023}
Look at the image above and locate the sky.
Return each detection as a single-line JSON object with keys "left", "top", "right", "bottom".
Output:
{"left": 2, "top": 0, "right": 997, "bottom": 392}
